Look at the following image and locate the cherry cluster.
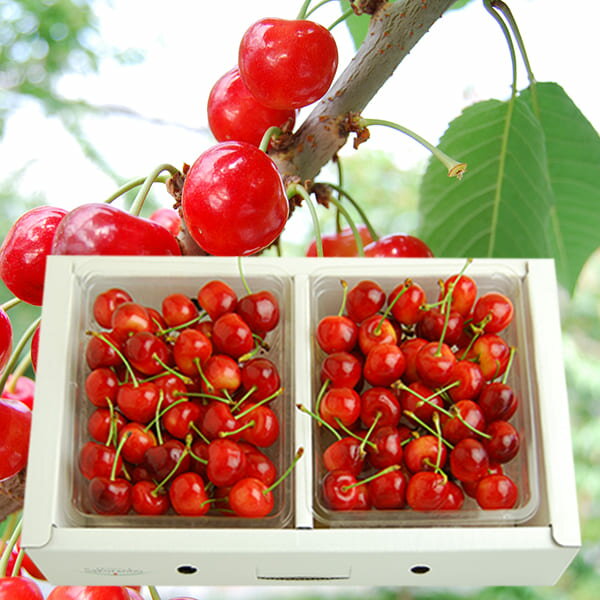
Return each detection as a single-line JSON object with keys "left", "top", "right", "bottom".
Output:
{"left": 79, "top": 280, "right": 288, "bottom": 519}
{"left": 312, "top": 270, "right": 522, "bottom": 513}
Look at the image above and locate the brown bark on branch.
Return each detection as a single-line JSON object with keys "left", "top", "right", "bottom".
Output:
{"left": 271, "top": 0, "right": 456, "bottom": 181}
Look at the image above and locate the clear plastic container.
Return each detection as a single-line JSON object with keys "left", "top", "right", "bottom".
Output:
{"left": 307, "top": 261, "right": 540, "bottom": 527}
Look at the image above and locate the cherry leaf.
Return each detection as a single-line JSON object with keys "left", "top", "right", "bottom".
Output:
{"left": 518, "top": 82, "right": 600, "bottom": 294}
{"left": 419, "top": 96, "right": 554, "bottom": 262}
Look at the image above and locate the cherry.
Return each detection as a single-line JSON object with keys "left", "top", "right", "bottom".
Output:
{"left": 236, "top": 402, "right": 280, "bottom": 447}
{"left": 111, "top": 302, "right": 153, "bottom": 340}
{"left": 30, "top": 322, "right": 40, "bottom": 372}
{"left": 389, "top": 281, "right": 426, "bottom": 326}
{"left": 475, "top": 474, "right": 518, "bottom": 509}
{"left": 51, "top": 203, "right": 181, "bottom": 257}
{"left": 346, "top": 280, "right": 385, "bottom": 324}
{"left": 117, "top": 381, "right": 160, "bottom": 424}
{"left": 87, "top": 408, "right": 126, "bottom": 444}
{"left": 197, "top": 280, "right": 237, "bottom": 320}
{"left": 322, "top": 469, "right": 358, "bottom": 510}
{"left": 405, "top": 471, "right": 450, "bottom": 511}
{"left": 237, "top": 289, "right": 280, "bottom": 336}
{"left": 306, "top": 224, "right": 374, "bottom": 257}
{"left": 439, "top": 273, "right": 477, "bottom": 317}
{"left": 0, "top": 205, "right": 67, "bottom": 305}
{"left": 229, "top": 476, "right": 274, "bottom": 518}
{"left": 399, "top": 337, "right": 427, "bottom": 383}
{"left": 367, "top": 468, "right": 408, "bottom": 509}
{"left": 367, "top": 425, "right": 407, "bottom": 469}
{"left": 484, "top": 420, "right": 520, "bottom": 463}
{"left": 162, "top": 401, "right": 203, "bottom": 440}
{"left": 202, "top": 401, "right": 239, "bottom": 440}
{"left": 201, "top": 354, "right": 241, "bottom": 394}
{"left": 85, "top": 332, "right": 123, "bottom": 370}
{"left": 439, "top": 480, "right": 465, "bottom": 510}
{"left": 323, "top": 437, "right": 365, "bottom": 476}
{"left": 0, "top": 577, "right": 44, "bottom": 600}
{"left": 78, "top": 441, "right": 123, "bottom": 481}
{"left": 161, "top": 293, "right": 199, "bottom": 328}
{"left": 240, "top": 357, "right": 281, "bottom": 401}
{"left": 181, "top": 141, "right": 288, "bottom": 256}
{"left": 239, "top": 18, "right": 338, "bottom": 109}
{"left": 47, "top": 586, "right": 131, "bottom": 600}
{"left": 360, "top": 387, "right": 401, "bottom": 428}
{"left": 1, "top": 374, "right": 35, "bottom": 410}
{"left": 319, "top": 387, "right": 361, "bottom": 429}
{"left": 398, "top": 381, "right": 444, "bottom": 424}
{"left": 415, "top": 341, "right": 456, "bottom": 387}
{"left": 0, "top": 398, "right": 32, "bottom": 480}
{"left": 358, "top": 314, "right": 397, "bottom": 355}
{"left": 208, "top": 66, "right": 296, "bottom": 146}
{"left": 123, "top": 331, "right": 170, "bottom": 375}
{"left": 449, "top": 438, "right": 490, "bottom": 483}
{"left": 316, "top": 312, "right": 358, "bottom": 355}
{"left": 466, "top": 334, "right": 510, "bottom": 380}
{"left": 206, "top": 438, "right": 248, "bottom": 487}
{"left": 353, "top": 483, "right": 372, "bottom": 510}
{"left": 417, "top": 308, "right": 464, "bottom": 346}
{"left": 472, "top": 292, "right": 514, "bottom": 333}
{"left": 320, "top": 351, "right": 362, "bottom": 389}
{"left": 149, "top": 207, "right": 182, "bottom": 236}
{"left": 88, "top": 476, "right": 132, "bottom": 515}
{"left": 403, "top": 435, "right": 447, "bottom": 473}
{"left": 363, "top": 233, "right": 434, "bottom": 258}
{"left": 130, "top": 480, "right": 169, "bottom": 515}
{"left": 173, "top": 328, "right": 213, "bottom": 376}
{"left": 478, "top": 381, "right": 518, "bottom": 422}
{"left": 447, "top": 360, "right": 484, "bottom": 401}
{"left": 363, "top": 343, "right": 405, "bottom": 387}
{"left": 118, "top": 422, "right": 157, "bottom": 464}
{"left": 441, "top": 400, "right": 487, "bottom": 445}
{"left": 93, "top": 288, "right": 133, "bottom": 329}
{"left": 212, "top": 312, "right": 254, "bottom": 359}
{"left": 143, "top": 439, "right": 190, "bottom": 481}
{"left": 169, "top": 472, "right": 210, "bottom": 516}
{"left": 462, "top": 463, "right": 504, "bottom": 498}
{"left": 239, "top": 443, "right": 277, "bottom": 486}
{"left": 154, "top": 373, "right": 188, "bottom": 408}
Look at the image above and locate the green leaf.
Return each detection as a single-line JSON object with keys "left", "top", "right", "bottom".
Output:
{"left": 339, "top": 1, "right": 370, "bottom": 49}
{"left": 448, "top": 0, "right": 476, "bottom": 10}
{"left": 519, "top": 82, "right": 600, "bottom": 293}
{"left": 419, "top": 97, "right": 554, "bottom": 260}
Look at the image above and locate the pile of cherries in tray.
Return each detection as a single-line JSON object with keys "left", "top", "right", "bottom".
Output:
{"left": 313, "top": 269, "right": 523, "bottom": 512}
{"left": 79, "top": 280, "right": 288, "bottom": 519}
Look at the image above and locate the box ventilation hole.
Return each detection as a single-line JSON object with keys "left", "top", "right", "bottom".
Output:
{"left": 410, "top": 565, "right": 431, "bottom": 574}
{"left": 177, "top": 565, "right": 198, "bottom": 574}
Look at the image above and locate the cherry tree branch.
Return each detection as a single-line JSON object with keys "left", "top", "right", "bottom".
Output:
{"left": 271, "top": 0, "right": 456, "bottom": 181}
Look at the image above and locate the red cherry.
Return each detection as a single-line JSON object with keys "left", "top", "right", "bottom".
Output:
{"left": 406, "top": 471, "right": 450, "bottom": 510}
{"left": 201, "top": 354, "right": 241, "bottom": 395}
{"left": 51, "top": 203, "right": 181, "bottom": 257}
{"left": 389, "top": 282, "right": 426, "bottom": 326}
{"left": 1, "top": 375, "right": 35, "bottom": 410}
{"left": 319, "top": 387, "right": 361, "bottom": 429}
{"left": 117, "top": 381, "right": 161, "bottom": 424}
{"left": 367, "top": 425, "right": 407, "bottom": 469}
{"left": 206, "top": 438, "right": 248, "bottom": 487}
{"left": 0, "top": 205, "right": 67, "bottom": 305}
{"left": 358, "top": 314, "right": 397, "bottom": 355}
{"left": 449, "top": 438, "right": 490, "bottom": 483}
{"left": 466, "top": 334, "right": 510, "bottom": 380}
{"left": 173, "top": 328, "right": 213, "bottom": 376}
{"left": 399, "top": 337, "right": 427, "bottom": 383}
{"left": 161, "top": 293, "right": 198, "bottom": 328}
{"left": 237, "top": 403, "right": 280, "bottom": 447}
{"left": 236, "top": 290, "right": 280, "bottom": 335}
{"left": 197, "top": 280, "right": 237, "bottom": 320}
{"left": 212, "top": 312, "right": 254, "bottom": 359}
{"left": 363, "top": 343, "right": 405, "bottom": 387}
{"left": 85, "top": 332, "right": 123, "bottom": 370}
{"left": 439, "top": 274, "right": 478, "bottom": 317}
{"left": 323, "top": 437, "right": 365, "bottom": 475}
{"left": 484, "top": 420, "right": 520, "bottom": 463}
{"left": 475, "top": 474, "right": 518, "bottom": 509}
{"left": 320, "top": 351, "right": 362, "bottom": 389}
{"left": 123, "top": 331, "right": 170, "bottom": 375}
{"left": 30, "top": 322, "right": 40, "bottom": 372}
{"left": 208, "top": 66, "right": 296, "bottom": 146}
{"left": 85, "top": 367, "right": 120, "bottom": 407}
{"left": 239, "top": 443, "right": 277, "bottom": 486}
{"left": 148, "top": 207, "right": 181, "bottom": 236}
{"left": 88, "top": 476, "right": 132, "bottom": 515}
{"left": 441, "top": 400, "right": 487, "bottom": 445}
{"left": 169, "top": 472, "right": 210, "bottom": 516}
{"left": 322, "top": 469, "right": 358, "bottom": 510}
{"left": 399, "top": 381, "right": 445, "bottom": 425}
{"left": 118, "top": 423, "right": 157, "bottom": 464}
{"left": 240, "top": 357, "right": 281, "bottom": 401}
{"left": 415, "top": 341, "right": 456, "bottom": 387}
{"left": 201, "top": 401, "right": 239, "bottom": 441}
{"left": 229, "top": 476, "right": 275, "bottom": 517}
{"left": 239, "top": 18, "right": 338, "bottom": 109}
{"left": 417, "top": 308, "right": 464, "bottom": 346}
{"left": 473, "top": 292, "right": 514, "bottom": 333}
{"left": 306, "top": 225, "right": 374, "bottom": 257}
{"left": 111, "top": 302, "right": 153, "bottom": 340}
{"left": 154, "top": 373, "right": 189, "bottom": 408}
{"left": 462, "top": 463, "right": 504, "bottom": 498}
{"left": 363, "top": 233, "right": 434, "bottom": 258}
{"left": 478, "top": 381, "right": 518, "bottom": 422}
{"left": 403, "top": 435, "right": 447, "bottom": 473}
{"left": 0, "top": 577, "right": 44, "bottom": 600}
{"left": 367, "top": 469, "right": 408, "bottom": 509}
{"left": 360, "top": 387, "right": 401, "bottom": 428}
{"left": 131, "top": 480, "right": 170, "bottom": 515}
{"left": 346, "top": 280, "right": 385, "bottom": 324}
{"left": 143, "top": 439, "right": 190, "bottom": 481}
{"left": 78, "top": 441, "right": 123, "bottom": 480}
{"left": 47, "top": 586, "right": 130, "bottom": 600}
{"left": 93, "top": 288, "right": 133, "bottom": 329}
{"left": 181, "top": 141, "right": 288, "bottom": 256}
{"left": 439, "top": 480, "right": 465, "bottom": 510}
{"left": 447, "top": 360, "right": 484, "bottom": 401}
{"left": 87, "top": 408, "right": 126, "bottom": 444}
{"left": 0, "top": 398, "right": 32, "bottom": 480}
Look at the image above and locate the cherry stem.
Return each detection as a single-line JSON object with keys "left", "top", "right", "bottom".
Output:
{"left": 218, "top": 419, "right": 255, "bottom": 438}
{"left": 10, "top": 547, "right": 25, "bottom": 577}
{"left": 0, "top": 514, "right": 22, "bottom": 577}
{"left": 194, "top": 357, "right": 213, "bottom": 391}
{"left": 189, "top": 421, "right": 210, "bottom": 444}
{"left": 110, "top": 432, "right": 129, "bottom": 481}
{"left": 151, "top": 446, "right": 190, "bottom": 496}
{"left": 155, "top": 390, "right": 165, "bottom": 445}
{"left": 359, "top": 412, "right": 382, "bottom": 455}
{"left": 179, "top": 390, "right": 233, "bottom": 405}
{"left": 0, "top": 297, "right": 21, "bottom": 312}
{"left": 87, "top": 331, "right": 139, "bottom": 387}
{"left": 360, "top": 118, "right": 467, "bottom": 179}
{"left": 264, "top": 447, "right": 304, "bottom": 495}
{"left": 102, "top": 175, "right": 167, "bottom": 205}
{"left": 230, "top": 385, "right": 258, "bottom": 412}
{"left": 237, "top": 256, "right": 252, "bottom": 296}
{"left": 305, "top": 0, "right": 337, "bottom": 18}
{"left": 335, "top": 418, "right": 377, "bottom": 450}
{"left": 337, "top": 280, "right": 349, "bottom": 317}
{"left": 451, "top": 405, "right": 492, "bottom": 439}
{"left": 324, "top": 194, "right": 366, "bottom": 257}
{"left": 374, "top": 280, "right": 411, "bottom": 336}
{"left": 144, "top": 397, "right": 189, "bottom": 432}
{"left": 234, "top": 387, "right": 284, "bottom": 420}
{"left": 147, "top": 585, "right": 162, "bottom": 600}
{"left": 0, "top": 316, "right": 41, "bottom": 393}
{"left": 4, "top": 353, "right": 31, "bottom": 394}
{"left": 501, "top": 346, "right": 517, "bottom": 384}
{"left": 287, "top": 183, "right": 323, "bottom": 257}
{"left": 188, "top": 447, "right": 208, "bottom": 465}
{"left": 341, "top": 465, "right": 400, "bottom": 492}
{"left": 319, "top": 182, "right": 380, "bottom": 242}
{"left": 151, "top": 354, "right": 192, "bottom": 385}
{"left": 258, "top": 126, "right": 283, "bottom": 153}
{"left": 156, "top": 313, "right": 205, "bottom": 336}
{"left": 296, "top": 403, "right": 341, "bottom": 441}
{"left": 314, "top": 378, "right": 330, "bottom": 416}
{"left": 328, "top": 7, "right": 353, "bottom": 30}
{"left": 432, "top": 412, "right": 444, "bottom": 471}
{"left": 296, "top": 0, "right": 313, "bottom": 19}
{"left": 105, "top": 398, "right": 116, "bottom": 447}
{"left": 238, "top": 341, "right": 264, "bottom": 363}
{"left": 394, "top": 381, "right": 454, "bottom": 418}
{"left": 129, "top": 163, "right": 181, "bottom": 216}
{"left": 403, "top": 410, "right": 454, "bottom": 450}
